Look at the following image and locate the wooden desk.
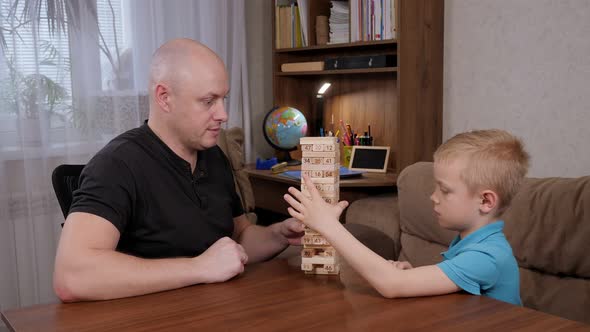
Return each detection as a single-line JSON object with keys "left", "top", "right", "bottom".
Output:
{"left": 2, "top": 259, "right": 588, "bottom": 331}
{"left": 244, "top": 164, "right": 397, "bottom": 219}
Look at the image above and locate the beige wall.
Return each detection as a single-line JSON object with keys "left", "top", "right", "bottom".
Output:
{"left": 444, "top": 0, "right": 590, "bottom": 177}
{"left": 247, "top": 1, "right": 590, "bottom": 176}
{"left": 245, "top": 0, "right": 274, "bottom": 162}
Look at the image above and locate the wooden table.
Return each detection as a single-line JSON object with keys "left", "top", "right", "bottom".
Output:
{"left": 244, "top": 164, "right": 397, "bottom": 220}
{"left": 3, "top": 259, "right": 588, "bottom": 331}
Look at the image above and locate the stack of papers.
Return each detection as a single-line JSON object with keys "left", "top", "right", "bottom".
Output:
{"left": 329, "top": 1, "right": 349, "bottom": 44}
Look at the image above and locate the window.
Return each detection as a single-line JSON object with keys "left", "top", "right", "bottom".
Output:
{"left": 96, "top": 0, "right": 127, "bottom": 90}
{"left": 0, "top": 0, "right": 72, "bottom": 118}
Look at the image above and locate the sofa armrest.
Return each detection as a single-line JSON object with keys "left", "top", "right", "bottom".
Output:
{"left": 345, "top": 193, "right": 401, "bottom": 260}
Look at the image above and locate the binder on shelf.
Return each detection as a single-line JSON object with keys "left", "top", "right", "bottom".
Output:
{"left": 324, "top": 54, "right": 396, "bottom": 70}
{"left": 281, "top": 61, "right": 325, "bottom": 72}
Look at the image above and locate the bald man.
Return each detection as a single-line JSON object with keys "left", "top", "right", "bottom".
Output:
{"left": 53, "top": 39, "right": 304, "bottom": 302}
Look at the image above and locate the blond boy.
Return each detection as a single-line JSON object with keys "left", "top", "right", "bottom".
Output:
{"left": 284, "top": 129, "right": 529, "bottom": 305}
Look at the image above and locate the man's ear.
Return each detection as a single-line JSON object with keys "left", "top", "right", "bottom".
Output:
{"left": 479, "top": 190, "right": 498, "bottom": 215}
{"left": 154, "top": 83, "right": 171, "bottom": 112}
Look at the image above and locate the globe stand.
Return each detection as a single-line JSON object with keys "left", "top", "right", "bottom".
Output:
{"left": 276, "top": 150, "right": 301, "bottom": 166}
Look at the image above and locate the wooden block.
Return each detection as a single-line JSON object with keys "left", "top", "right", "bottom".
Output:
{"left": 304, "top": 264, "right": 340, "bottom": 275}
{"left": 302, "top": 256, "right": 337, "bottom": 265}
{"left": 300, "top": 174, "right": 339, "bottom": 184}
{"left": 321, "top": 157, "right": 337, "bottom": 165}
{"left": 323, "top": 168, "right": 339, "bottom": 178}
{"left": 300, "top": 137, "right": 338, "bottom": 154}
{"left": 321, "top": 248, "right": 336, "bottom": 257}
{"left": 312, "top": 235, "right": 330, "bottom": 246}
{"left": 300, "top": 137, "right": 338, "bottom": 144}
{"left": 300, "top": 164, "right": 339, "bottom": 171}
{"left": 301, "top": 247, "right": 336, "bottom": 257}
{"left": 300, "top": 191, "right": 339, "bottom": 203}
{"left": 301, "top": 188, "right": 337, "bottom": 198}
{"left": 313, "top": 157, "right": 335, "bottom": 165}
{"left": 302, "top": 156, "right": 337, "bottom": 165}
{"left": 310, "top": 157, "right": 325, "bottom": 165}
{"left": 300, "top": 151, "right": 339, "bottom": 158}
{"left": 311, "top": 247, "right": 336, "bottom": 257}
{"left": 312, "top": 144, "right": 335, "bottom": 152}
{"left": 301, "top": 183, "right": 336, "bottom": 193}
{"left": 302, "top": 232, "right": 318, "bottom": 238}
{"left": 322, "top": 197, "right": 339, "bottom": 204}
{"left": 301, "top": 248, "right": 315, "bottom": 257}
{"left": 301, "top": 169, "right": 340, "bottom": 181}
{"left": 301, "top": 262, "right": 313, "bottom": 271}
{"left": 312, "top": 169, "right": 329, "bottom": 179}
{"left": 303, "top": 245, "right": 336, "bottom": 251}
{"left": 302, "top": 234, "right": 331, "bottom": 246}
{"left": 300, "top": 144, "right": 314, "bottom": 152}
{"left": 303, "top": 225, "right": 320, "bottom": 234}
{"left": 322, "top": 264, "right": 338, "bottom": 273}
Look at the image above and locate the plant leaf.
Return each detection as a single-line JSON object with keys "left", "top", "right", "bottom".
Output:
{"left": 40, "top": 60, "right": 57, "bottom": 66}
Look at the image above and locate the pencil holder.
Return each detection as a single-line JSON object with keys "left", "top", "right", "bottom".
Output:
{"left": 341, "top": 146, "right": 352, "bottom": 168}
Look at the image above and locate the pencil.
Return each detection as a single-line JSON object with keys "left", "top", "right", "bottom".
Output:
{"left": 339, "top": 120, "right": 350, "bottom": 145}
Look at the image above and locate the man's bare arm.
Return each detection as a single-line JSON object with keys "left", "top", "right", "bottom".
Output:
{"left": 53, "top": 212, "right": 247, "bottom": 302}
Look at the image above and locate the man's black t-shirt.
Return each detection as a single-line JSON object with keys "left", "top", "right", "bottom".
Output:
{"left": 69, "top": 123, "right": 244, "bottom": 258}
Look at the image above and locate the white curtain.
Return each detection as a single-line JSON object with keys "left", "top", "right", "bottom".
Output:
{"left": 0, "top": 0, "right": 251, "bottom": 312}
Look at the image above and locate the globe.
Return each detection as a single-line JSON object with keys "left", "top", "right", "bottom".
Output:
{"left": 263, "top": 106, "right": 308, "bottom": 165}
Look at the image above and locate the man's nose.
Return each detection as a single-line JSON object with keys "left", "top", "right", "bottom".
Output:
{"left": 214, "top": 101, "right": 228, "bottom": 122}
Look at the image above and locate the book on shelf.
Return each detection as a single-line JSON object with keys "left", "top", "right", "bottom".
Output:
{"left": 350, "top": 0, "right": 396, "bottom": 42}
{"left": 281, "top": 61, "right": 325, "bottom": 72}
{"left": 275, "top": 0, "right": 307, "bottom": 49}
{"left": 297, "top": 0, "right": 309, "bottom": 46}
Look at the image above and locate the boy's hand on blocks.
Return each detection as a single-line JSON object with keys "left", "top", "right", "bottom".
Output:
{"left": 284, "top": 174, "right": 349, "bottom": 233}
{"left": 388, "top": 260, "right": 413, "bottom": 270}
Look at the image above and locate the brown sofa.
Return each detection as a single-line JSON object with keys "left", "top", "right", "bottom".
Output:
{"left": 346, "top": 162, "right": 590, "bottom": 324}
{"left": 217, "top": 127, "right": 257, "bottom": 224}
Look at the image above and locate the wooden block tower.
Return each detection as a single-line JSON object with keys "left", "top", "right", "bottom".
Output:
{"left": 299, "top": 137, "right": 340, "bottom": 275}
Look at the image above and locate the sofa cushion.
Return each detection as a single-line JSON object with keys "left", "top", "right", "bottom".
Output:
{"left": 501, "top": 176, "right": 590, "bottom": 278}
{"left": 345, "top": 193, "right": 401, "bottom": 258}
{"left": 345, "top": 223, "right": 397, "bottom": 260}
{"left": 520, "top": 267, "right": 590, "bottom": 324}
{"left": 398, "top": 232, "right": 445, "bottom": 267}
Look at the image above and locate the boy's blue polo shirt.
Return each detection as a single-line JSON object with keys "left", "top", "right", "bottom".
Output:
{"left": 437, "top": 221, "right": 522, "bottom": 305}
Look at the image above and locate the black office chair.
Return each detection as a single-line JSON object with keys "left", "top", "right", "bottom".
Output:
{"left": 51, "top": 164, "right": 85, "bottom": 225}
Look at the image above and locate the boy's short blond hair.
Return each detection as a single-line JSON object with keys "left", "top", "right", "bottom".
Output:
{"left": 434, "top": 129, "right": 530, "bottom": 215}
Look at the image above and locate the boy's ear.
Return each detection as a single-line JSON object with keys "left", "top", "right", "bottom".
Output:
{"left": 479, "top": 190, "right": 498, "bottom": 214}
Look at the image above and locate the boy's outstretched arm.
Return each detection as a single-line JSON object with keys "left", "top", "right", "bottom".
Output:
{"left": 284, "top": 175, "right": 460, "bottom": 298}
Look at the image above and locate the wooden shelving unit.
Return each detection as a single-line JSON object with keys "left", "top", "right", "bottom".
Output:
{"left": 276, "top": 67, "right": 398, "bottom": 76}
{"left": 271, "top": 0, "right": 444, "bottom": 172}
{"left": 274, "top": 39, "right": 397, "bottom": 53}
